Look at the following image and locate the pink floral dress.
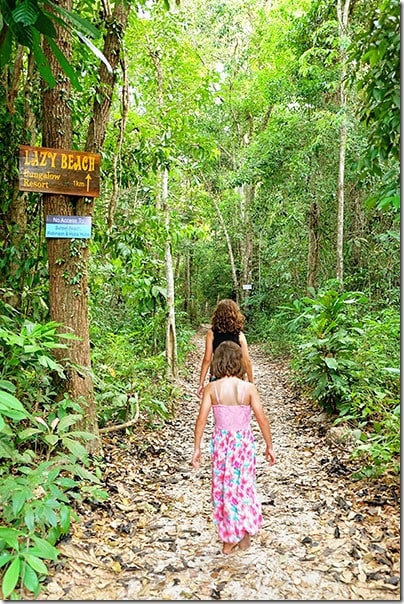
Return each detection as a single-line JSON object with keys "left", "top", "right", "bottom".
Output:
{"left": 209, "top": 384, "right": 263, "bottom": 544}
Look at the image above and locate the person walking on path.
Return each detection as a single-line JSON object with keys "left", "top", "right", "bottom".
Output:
{"left": 196, "top": 299, "right": 253, "bottom": 399}
{"left": 191, "top": 341, "right": 275, "bottom": 554}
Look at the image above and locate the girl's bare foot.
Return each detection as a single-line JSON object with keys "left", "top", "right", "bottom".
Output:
{"left": 238, "top": 532, "right": 251, "bottom": 550}
{"left": 223, "top": 542, "right": 238, "bottom": 554}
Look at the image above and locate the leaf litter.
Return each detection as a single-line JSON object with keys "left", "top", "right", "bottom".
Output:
{"left": 36, "top": 328, "right": 399, "bottom": 600}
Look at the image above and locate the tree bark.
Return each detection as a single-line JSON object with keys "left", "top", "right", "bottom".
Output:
{"left": 41, "top": 0, "right": 100, "bottom": 448}
{"left": 211, "top": 194, "right": 239, "bottom": 302}
{"left": 307, "top": 200, "right": 320, "bottom": 291}
{"left": 42, "top": 0, "right": 130, "bottom": 451}
{"left": 162, "top": 168, "right": 178, "bottom": 379}
{"left": 149, "top": 46, "right": 179, "bottom": 379}
{"left": 336, "top": 0, "right": 351, "bottom": 288}
{"left": 240, "top": 183, "right": 254, "bottom": 302}
{"left": 108, "top": 55, "right": 129, "bottom": 230}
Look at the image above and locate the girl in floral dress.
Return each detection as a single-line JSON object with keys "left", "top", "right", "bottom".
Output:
{"left": 192, "top": 341, "right": 275, "bottom": 554}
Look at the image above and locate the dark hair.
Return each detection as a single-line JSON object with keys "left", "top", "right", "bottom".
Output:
{"left": 211, "top": 341, "right": 246, "bottom": 379}
{"left": 211, "top": 299, "right": 244, "bottom": 333}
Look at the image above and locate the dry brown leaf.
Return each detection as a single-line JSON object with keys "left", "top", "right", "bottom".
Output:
{"left": 58, "top": 543, "right": 109, "bottom": 569}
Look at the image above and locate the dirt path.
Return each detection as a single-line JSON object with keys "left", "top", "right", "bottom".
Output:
{"left": 40, "top": 329, "right": 400, "bottom": 601}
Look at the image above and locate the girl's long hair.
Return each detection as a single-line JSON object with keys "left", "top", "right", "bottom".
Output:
{"left": 211, "top": 341, "right": 246, "bottom": 378}
{"left": 211, "top": 299, "right": 244, "bottom": 333}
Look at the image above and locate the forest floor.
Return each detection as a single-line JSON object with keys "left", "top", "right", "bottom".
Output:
{"left": 38, "top": 327, "right": 400, "bottom": 601}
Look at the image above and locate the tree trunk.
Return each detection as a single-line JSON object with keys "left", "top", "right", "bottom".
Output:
{"left": 211, "top": 194, "right": 239, "bottom": 302}
{"left": 41, "top": 0, "right": 100, "bottom": 449}
{"left": 108, "top": 55, "right": 129, "bottom": 230}
{"left": 240, "top": 183, "right": 254, "bottom": 302}
{"left": 307, "top": 200, "right": 320, "bottom": 291}
{"left": 149, "top": 47, "right": 179, "bottom": 379}
{"left": 42, "top": 0, "right": 130, "bottom": 450}
{"left": 162, "top": 168, "right": 178, "bottom": 379}
{"left": 336, "top": 0, "right": 351, "bottom": 288}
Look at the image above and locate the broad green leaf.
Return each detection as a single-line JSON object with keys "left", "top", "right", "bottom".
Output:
{"left": 22, "top": 561, "right": 40, "bottom": 594}
{"left": 23, "top": 344, "right": 42, "bottom": 353}
{"left": 0, "top": 28, "right": 13, "bottom": 68}
{"left": 0, "top": 391, "right": 28, "bottom": 415}
{"left": 44, "top": 1, "right": 101, "bottom": 39}
{"left": 42, "top": 505, "right": 58, "bottom": 527}
{"left": 24, "top": 508, "right": 35, "bottom": 531}
{"left": 62, "top": 437, "right": 87, "bottom": 458}
{"left": 29, "top": 536, "right": 59, "bottom": 561}
{"left": 0, "top": 552, "right": 13, "bottom": 568}
{"left": 63, "top": 464, "right": 100, "bottom": 483}
{"left": 18, "top": 428, "right": 42, "bottom": 440}
{"left": 31, "top": 28, "right": 56, "bottom": 88}
{"left": 0, "top": 527, "right": 21, "bottom": 549}
{"left": 0, "top": 438, "right": 16, "bottom": 458}
{"left": 12, "top": 490, "right": 27, "bottom": 516}
{"left": 38, "top": 355, "right": 62, "bottom": 371}
{"left": 76, "top": 31, "right": 113, "bottom": 73}
{"left": 45, "top": 35, "right": 82, "bottom": 91}
{"left": 11, "top": 2, "right": 39, "bottom": 26}
{"left": 49, "top": 484, "right": 69, "bottom": 503}
{"left": 0, "top": 381, "right": 16, "bottom": 393}
{"left": 59, "top": 505, "right": 71, "bottom": 533}
{"left": 24, "top": 553, "right": 48, "bottom": 575}
{"left": 324, "top": 357, "right": 338, "bottom": 370}
{"left": 43, "top": 434, "right": 59, "bottom": 446}
{"left": 68, "top": 430, "right": 97, "bottom": 441}
{"left": 34, "top": 11, "right": 57, "bottom": 37}
{"left": 2, "top": 555, "right": 21, "bottom": 598}
{"left": 57, "top": 414, "right": 82, "bottom": 432}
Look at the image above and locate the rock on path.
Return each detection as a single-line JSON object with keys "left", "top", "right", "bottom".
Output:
{"left": 40, "top": 329, "right": 400, "bottom": 601}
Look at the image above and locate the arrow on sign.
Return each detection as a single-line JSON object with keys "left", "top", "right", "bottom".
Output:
{"left": 86, "top": 173, "right": 92, "bottom": 192}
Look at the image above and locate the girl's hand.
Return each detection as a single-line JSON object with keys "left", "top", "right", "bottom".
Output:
{"left": 265, "top": 446, "right": 276, "bottom": 465}
{"left": 192, "top": 448, "right": 202, "bottom": 468}
{"left": 196, "top": 384, "right": 204, "bottom": 399}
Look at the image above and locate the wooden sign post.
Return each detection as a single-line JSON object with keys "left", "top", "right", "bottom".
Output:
{"left": 19, "top": 145, "right": 100, "bottom": 197}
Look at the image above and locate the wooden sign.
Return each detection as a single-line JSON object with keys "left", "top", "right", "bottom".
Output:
{"left": 19, "top": 145, "right": 100, "bottom": 197}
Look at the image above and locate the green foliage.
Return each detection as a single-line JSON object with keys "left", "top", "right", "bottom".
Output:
{"left": 92, "top": 331, "right": 177, "bottom": 429}
{"left": 282, "top": 287, "right": 366, "bottom": 413}
{"left": 278, "top": 286, "right": 399, "bottom": 476}
{"left": 0, "top": 315, "right": 107, "bottom": 598}
{"left": 349, "top": 0, "right": 400, "bottom": 163}
{"left": 0, "top": 316, "right": 76, "bottom": 409}
{"left": 0, "top": 527, "right": 58, "bottom": 598}
{"left": 350, "top": 404, "right": 400, "bottom": 479}
{"left": 0, "top": 0, "right": 104, "bottom": 89}
{"left": 348, "top": 0, "right": 400, "bottom": 210}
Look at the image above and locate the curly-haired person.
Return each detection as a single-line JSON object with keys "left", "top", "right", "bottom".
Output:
{"left": 197, "top": 299, "right": 253, "bottom": 399}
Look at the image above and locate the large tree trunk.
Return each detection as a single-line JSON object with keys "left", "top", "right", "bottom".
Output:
{"left": 42, "top": 0, "right": 130, "bottom": 450}
{"left": 41, "top": 0, "right": 100, "bottom": 447}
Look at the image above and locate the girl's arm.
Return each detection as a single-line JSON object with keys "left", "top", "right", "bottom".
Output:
{"left": 239, "top": 332, "right": 254, "bottom": 383}
{"left": 249, "top": 385, "right": 275, "bottom": 465}
{"left": 197, "top": 329, "right": 214, "bottom": 398}
{"left": 192, "top": 385, "right": 213, "bottom": 468}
